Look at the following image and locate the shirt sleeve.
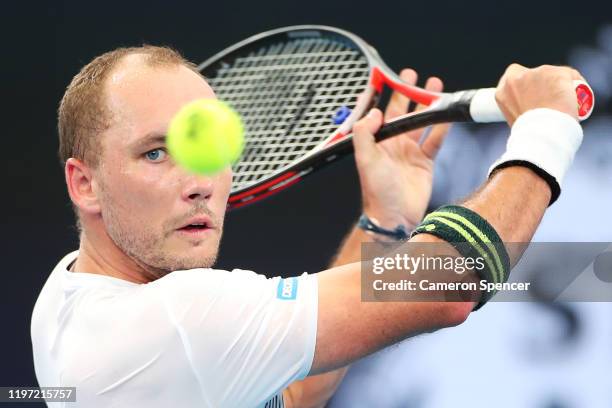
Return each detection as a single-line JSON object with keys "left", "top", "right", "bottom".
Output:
{"left": 147, "top": 268, "right": 318, "bottom": 407}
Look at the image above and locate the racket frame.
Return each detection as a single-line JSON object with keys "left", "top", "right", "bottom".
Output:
{"left": 198, "top": 25, "right": 460, "bottom": 209}
{"left": 197, "top": 25, "right": 592, "bottom": 210}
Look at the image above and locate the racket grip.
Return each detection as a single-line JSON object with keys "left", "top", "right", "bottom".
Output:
{"left": 469, "top": 80, "right": 595, "bottom": 123}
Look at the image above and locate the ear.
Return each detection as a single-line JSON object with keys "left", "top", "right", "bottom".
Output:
{"left": 65, "top": 158, "right": 101, "bottom": 216}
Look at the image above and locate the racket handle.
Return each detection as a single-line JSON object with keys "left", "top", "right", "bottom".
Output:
{"left": 469, "top": 80, "right": 595, "bottom": 123}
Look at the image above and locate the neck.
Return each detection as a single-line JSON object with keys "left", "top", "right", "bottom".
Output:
{"left": 72, "top": 225, "right": 160, "bottom": 284}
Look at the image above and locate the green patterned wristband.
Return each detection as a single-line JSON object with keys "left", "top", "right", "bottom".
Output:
{"left": 411, "top": 205, "right": 510, "bottom": 309}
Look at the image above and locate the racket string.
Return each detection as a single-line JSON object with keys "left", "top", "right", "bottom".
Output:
{"left": 205, "top": 37, "right": 370, "bottom": 192}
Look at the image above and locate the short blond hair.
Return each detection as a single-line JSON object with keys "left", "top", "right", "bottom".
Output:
{"left": 58, "top": 45, "right": 199, "bottom": 168}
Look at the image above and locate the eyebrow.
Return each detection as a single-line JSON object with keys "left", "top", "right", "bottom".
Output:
{"left": 131, "top": 132, "right": 167, "bottom": 150}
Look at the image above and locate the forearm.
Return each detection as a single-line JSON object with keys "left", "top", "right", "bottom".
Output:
{"left": 463, "top": 165, "right": 550, "bottom": 265}
{"left": 312, "top": 165, "right": 552, "bottom": 374}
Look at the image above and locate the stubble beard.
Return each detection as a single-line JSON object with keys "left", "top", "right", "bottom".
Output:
{"left": 99, "top": 192, "right": 223, "bottom": 277}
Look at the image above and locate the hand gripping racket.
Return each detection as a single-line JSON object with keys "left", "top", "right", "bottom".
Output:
{"left": 198, "top": 25, "right": 595, "bottom": 209}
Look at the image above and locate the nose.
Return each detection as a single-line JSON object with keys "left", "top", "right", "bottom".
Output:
{"left": 180, "top": 173, "right": 214, "bottom": 202}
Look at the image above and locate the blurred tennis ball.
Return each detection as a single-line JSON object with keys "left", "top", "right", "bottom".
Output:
{"left": 166, "top": 99, "right": 244, "bottom": 175}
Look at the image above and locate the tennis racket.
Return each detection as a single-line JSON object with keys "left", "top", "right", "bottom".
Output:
{"left": 198, "top": 25, "right": 595, "bottom": 209}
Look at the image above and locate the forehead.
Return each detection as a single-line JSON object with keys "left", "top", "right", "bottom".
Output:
{"left": 104, "top": 54, "right": 216, "bottom": 143}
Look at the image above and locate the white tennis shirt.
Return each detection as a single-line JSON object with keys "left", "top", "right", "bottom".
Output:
{"left": 31, "top": 251, "right": 318, "bottom": 407}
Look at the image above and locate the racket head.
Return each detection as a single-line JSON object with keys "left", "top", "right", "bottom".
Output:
{"left": 198, "top": 26, "right": 382, "bottom": 207}
{"left": 199, "top": 25, "right": 445, "bottom": 209}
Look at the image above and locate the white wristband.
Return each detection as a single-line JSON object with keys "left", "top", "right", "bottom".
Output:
{"left": 488, "top": 108, "right": 583, "bottom": 204}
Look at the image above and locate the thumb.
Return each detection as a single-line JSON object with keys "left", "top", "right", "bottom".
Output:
{"left": 352, "top": 108, "right": 383, "bottom": 165}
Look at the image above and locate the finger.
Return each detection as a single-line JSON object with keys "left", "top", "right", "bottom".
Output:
{"left": 421, "top": 122, "right": 451, "bottom": 159}
{"left": 352, "top": 108, "right": 384, "bottom": 165}
{"left": 497, "top": 62, "right": 528, "bottom": 89}
{"left": 414, "top": 76, "right": 443, "bottom": 112}
{"left": 355, "top": 91, "right": 368, "bottom": 108}
{"left": 494, "top": 63, "right": 529, "bottom": 125}
{"left": 417, "top": 77, "right": 449, "bottom": 158}
{"left": 403, "top": 76, "right": 445, "bottom": 144}
{"left": 384, "top": 68, "right": 417, "bottom": 121}
{"left": 568, "top": 67, "right": 585, "bottom": 81}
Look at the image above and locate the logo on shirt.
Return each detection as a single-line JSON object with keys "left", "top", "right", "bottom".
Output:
{"left": 276, "top": 277, "right": 298, "bottom": 300}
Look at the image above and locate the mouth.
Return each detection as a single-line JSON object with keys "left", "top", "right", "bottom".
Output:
{"left": 176, "top": 216, "right": 215, "bottom": 237}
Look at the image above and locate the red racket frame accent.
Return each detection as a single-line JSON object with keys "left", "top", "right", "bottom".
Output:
{"left": 371, "top": 67, "right": 440, "bottom": 106}
{"left": 228, "top": 171, "right": 300, "bottom": 208}
{"left": 324, "top": 130, "right": 348, "bottom": 147}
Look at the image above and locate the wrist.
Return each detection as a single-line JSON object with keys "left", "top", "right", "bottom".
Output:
{"left": 361, "top": 203, "right": 420, "bottom": 231}
{"left": 488, "top": 108, "right": 583, "bottom": 205}
{"left": 357, "top": 213, "right": 412, "bottom": 242}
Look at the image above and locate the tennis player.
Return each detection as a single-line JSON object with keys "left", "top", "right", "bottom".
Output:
{"left": 31, "top": 46, "right": 586, "bottom": 407}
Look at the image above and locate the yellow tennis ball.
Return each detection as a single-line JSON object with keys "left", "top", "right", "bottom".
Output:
{"left": 166, "top": 99, "right": 244, "bottom": 175}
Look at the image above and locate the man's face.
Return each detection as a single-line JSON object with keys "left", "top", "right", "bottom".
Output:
{"left": 93, "top": 56, "right": 232, "bottom": 274}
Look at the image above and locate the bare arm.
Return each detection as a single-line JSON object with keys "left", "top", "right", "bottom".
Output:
{"left": 313, "top": 165, "right": 549, "bottom": 374}
{"left": 311, "top": 64, "right": 584, "bottom": 375}
{"left": 284, "top": 70, "right": 450, "bottom": 407}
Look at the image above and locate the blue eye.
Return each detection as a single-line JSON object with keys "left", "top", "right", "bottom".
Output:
{"left": 145, "top": 148, "right": 167, "bottom": 162}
